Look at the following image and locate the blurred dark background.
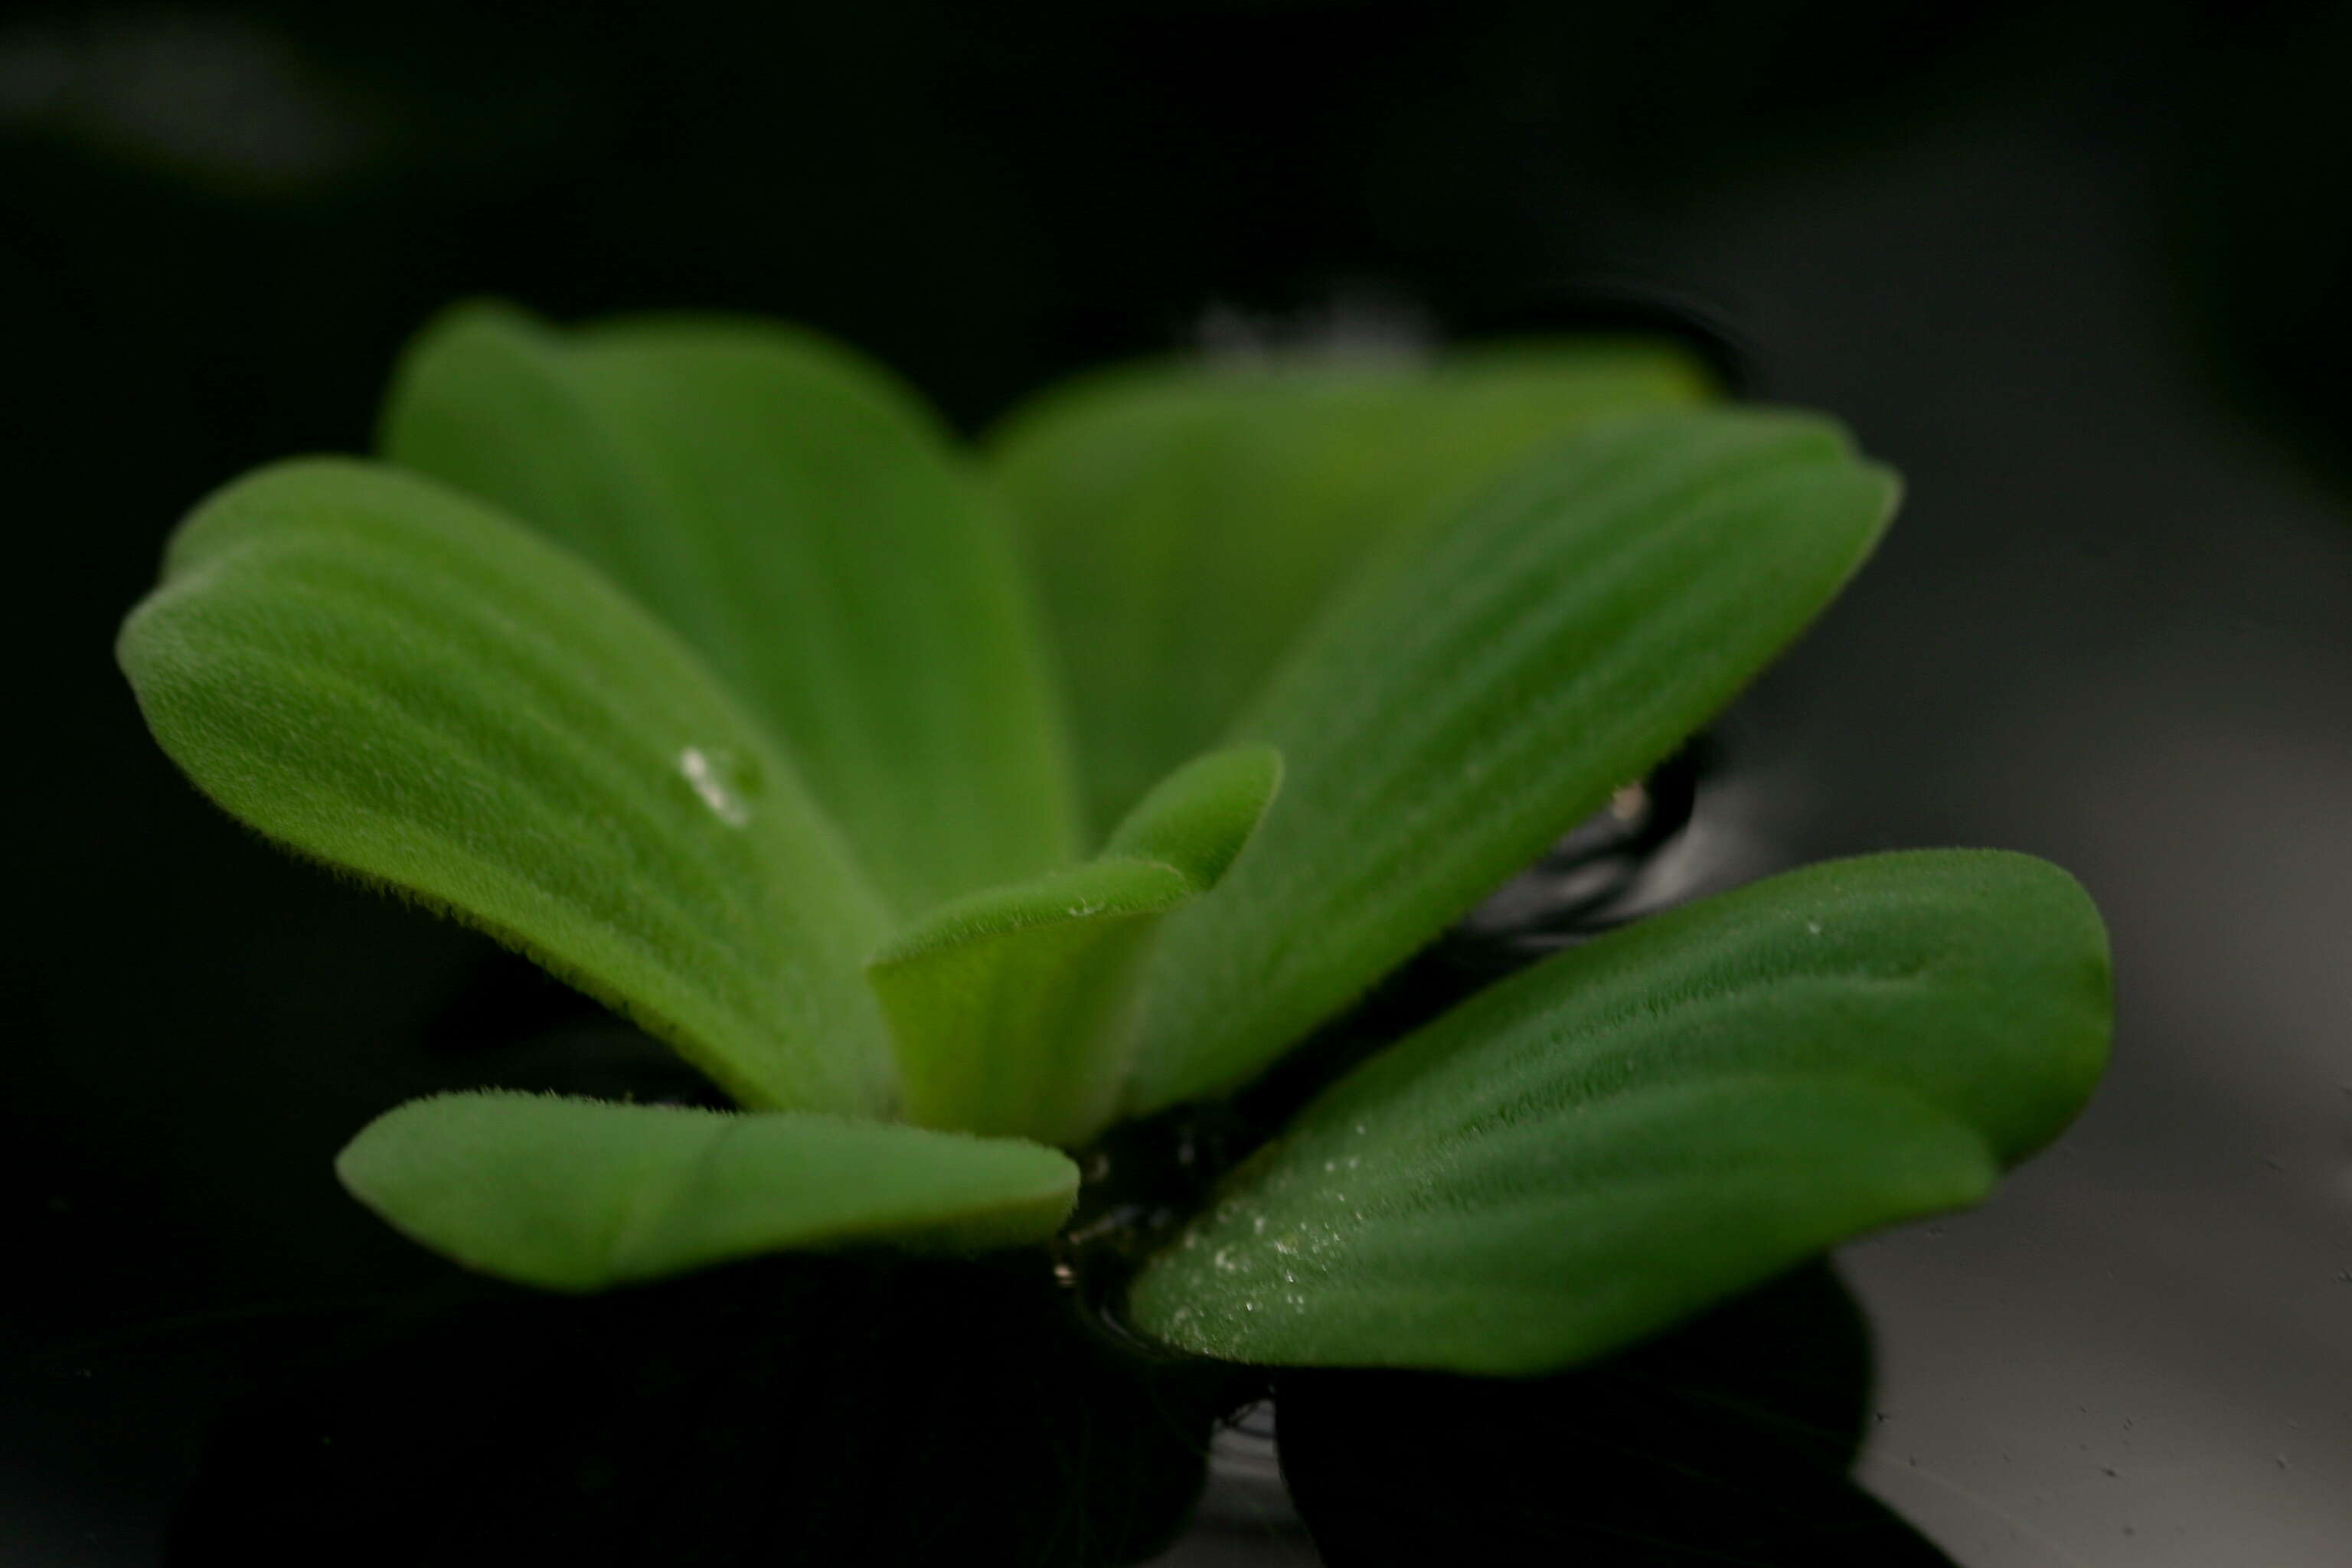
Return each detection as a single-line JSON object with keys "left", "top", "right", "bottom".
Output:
{"left": 6, "top": 3, "right": 2350, "bottom": 1563}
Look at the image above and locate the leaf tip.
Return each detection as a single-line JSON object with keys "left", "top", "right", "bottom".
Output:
{"left": 1103, "top": 741, "right": 1285, "bottom": 890}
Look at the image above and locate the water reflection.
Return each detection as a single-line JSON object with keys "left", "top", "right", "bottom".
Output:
{"left": 1277, "top": 1263, "right": 1952, "bottom": 1565}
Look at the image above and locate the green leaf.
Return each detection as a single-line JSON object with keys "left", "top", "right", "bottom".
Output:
{"left": 381, "top": 302, "right": 1080, "bottom": 916}
{"left": 988, "top": 341, "right": 1712, "bottom": 834}
{"left": 337, "top": 1093, "right": 1080, "bottom": 1290}
{"left": 1124, "top": 851, "right": 2112, "bottom": 1374}
{"left": 867, "top": 746, "right": 1281, "bottom": 1147}
{"left": 1099, "top": 740, "right": 1284, "bottom": 884}
{"left": 1123, "top": 409, "right": 1900, "bottom": 1115}
{"left": 119, "top": 459, "right": 895, "bottom": 1116}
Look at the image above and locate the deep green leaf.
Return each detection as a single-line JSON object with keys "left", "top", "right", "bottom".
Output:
{"left": 988, "top": 341, "right": 1712, "bottom": 832}
{"left": 1124, "top": 851, "right": 2112, "bottom": 1374}
{"left": 868, "top": 746, "right": 1281, "bottom": 1146}
{"left": 119, "top": 459, "right": 894, "bottom": 1114}
{"left": 381, "top": 302, "right": 1080, "bottom": 916}
{"left": 1124, "top": 409, "right": 1900, "bottom": 1114}
{"left": 337, "top": 1093, "right": 1080, "bottom": 1290}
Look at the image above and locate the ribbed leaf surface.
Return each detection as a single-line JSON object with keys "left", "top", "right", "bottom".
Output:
{"left": 338, "top": 1093, "right": 1079, "bottom": 1290}
{"left": 119, "top": 459, "right": 893, "bottom": 1114}
{"left": 988, "top": 342, "right": 1711, "bottom": 832}
{"left": 1125, "top": 852, "right": 2112, "bottom": 1374}
{"left": 383, "top": 303, "right": 1079, "bottom": 916}
{"left": 1125, "top": 410, "right": 1900, "bottom": 1113}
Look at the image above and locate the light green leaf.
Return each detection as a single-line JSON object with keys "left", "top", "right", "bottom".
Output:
{"left": 381, "top": 302, "right": 1080, "bottom": 916}
{"left": 1125, "top": 851, "right": 2112, "bottom": 1374}
{"left": 118, "top": 459, "right": 895, "bottom": 1116}
{"left": 867, "top": 746, "right": 1282, "bottom": 1147}
{"left": 1124, "top": 409, "right": 1900, "bottom": 1115}
{"left": 338, "top": 1093, "right": 1080, "bottom": 1291}
{"left": 988, "top": 341, "right": 1712, "bottom": 833}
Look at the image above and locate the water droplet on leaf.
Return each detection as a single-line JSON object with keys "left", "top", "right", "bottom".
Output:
{"left": 678, "top": 746, "right": 756, "bottom": 827}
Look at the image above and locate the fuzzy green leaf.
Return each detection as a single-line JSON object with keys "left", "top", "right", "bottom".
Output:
{"left": 1124, "top": 851, "right": 2112, "bottom": 1374}
{"left": 868, "top": 746, "right": 1281, "bottom": 1146}
{"left": 118, "top": 459, "right": 895, "bottom": 1115}
{"left": 988, "top": 342, "right": 1712, "bottom": 833}
{"left": 338, "top": 1093, "right": 1080, "bottom": 1291}
{"left": 381, "top": 302, "right": 1080, "bottom": 916}
{"left": 1123, "top": 409, "right": 1900, "bottom": 1115}
{"left": 1099, "top": 741, "right": 1284, "bottom": 884}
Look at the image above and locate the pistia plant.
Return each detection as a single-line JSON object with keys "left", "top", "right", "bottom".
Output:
{"left": 119, "top": 303, "right": 2111, "bottom": 1387}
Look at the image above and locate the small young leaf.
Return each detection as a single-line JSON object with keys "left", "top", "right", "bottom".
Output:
{"left": 1099, "top": 740, "right": 1284, "bottom": 885}
{"left": 1124, "top": 409, "right": 1900, "bottom": 1115}
{"left": 868, "top": 746, "right": 1281, "bottom": 1147}
{"left": 337, "top": 1093, "right": 1080, "bottom": 1290}
{"left": 382, "top": 302, "right": 1081, "bottom": 916}
{"left": 988, "top": 342, "right": 1712, "bottom": 832}
{"left": 119, "top": 459, "right": 895, "bottom": 1115}
{"left": 1124, "top": 851, "right": 2111, "bottom": 1374}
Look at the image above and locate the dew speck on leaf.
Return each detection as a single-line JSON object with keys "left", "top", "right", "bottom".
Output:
{"left": 678, "top": 746, "right": 753, "bottom": 827}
